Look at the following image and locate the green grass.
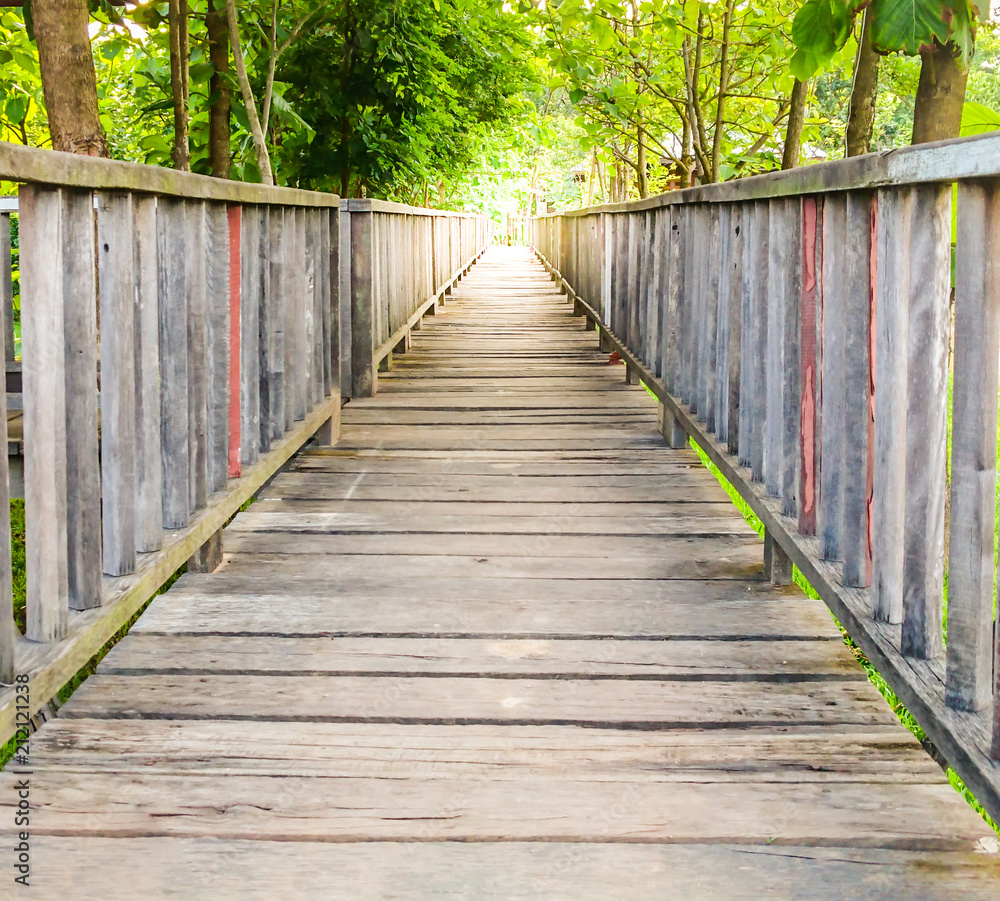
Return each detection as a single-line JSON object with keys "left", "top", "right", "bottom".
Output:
{"left": 686, "top": 438, "right": 999, "bottom": 837}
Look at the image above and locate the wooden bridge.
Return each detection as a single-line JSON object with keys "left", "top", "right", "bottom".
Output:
{"left": 0, "top": 140, "right": 999, "bottom": 895}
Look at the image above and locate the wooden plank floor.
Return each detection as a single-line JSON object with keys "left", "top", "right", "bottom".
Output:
{"left": 4, "top": 246, "right": 999, "bottom": 898}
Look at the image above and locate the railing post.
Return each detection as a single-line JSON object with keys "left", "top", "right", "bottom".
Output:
{"left": 764, "top": 531, "right": 793, "bottom": 585}
{"left": 350, "top": 203, "right": 377, "bottom": 397}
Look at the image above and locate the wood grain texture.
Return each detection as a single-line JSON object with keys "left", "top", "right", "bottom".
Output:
{"left": 12, "top": 838, "right": 1000, "bottom": 901}
{"left": 132, "top": 196, "right": 163, "bottom": 554}
{"left": 948, "top": 182, "right": 1000, "bottom": 713}
{"left": 97, "top": 192, "right": 138, "bottom": 577}
{"left": 8, "top": 246, "right": 996, "bottom": 893}
{"left": 21, "top": 185, "right": 71, "bottom": 638}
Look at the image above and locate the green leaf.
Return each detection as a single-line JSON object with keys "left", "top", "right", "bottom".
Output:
{"left": 960, "top": 100, "right": 1000, "bottom": 136}
{"left": 791, "top": 0, "right": 851, "bottom": 55}
{"left": 789, "top": 47, "right": 831, "bottom": 80}
{"left": 4, "top": 95, "right": 27, "bottom": 124}
{"left": 568, "top": 88, "right": 587, "bottom": 104}
{"left": 868, "top": 0, "right": 958, "bottom": 57}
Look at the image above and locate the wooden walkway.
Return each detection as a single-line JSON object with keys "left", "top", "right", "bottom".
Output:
{"left": 7, "top": 247, "right": 1000, "bottom": 897}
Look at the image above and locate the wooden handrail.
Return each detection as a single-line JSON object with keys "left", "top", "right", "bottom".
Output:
{"left": 532, "top": 142, "right": 1000, "bottom": 824}
{"left": 533, "top": 129, "right": 1000, "bottom": 215}
{"left": 342, "top": 205, "right": 491, "bottom": 398}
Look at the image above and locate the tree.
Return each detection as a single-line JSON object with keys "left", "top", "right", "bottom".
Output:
{"left": 206, "top": 0, "right": 232, "bottom": 177}
{"left": 845, "top": 8, "right": 879, "bottom": 155}
{"left": 536, "top": 0, "right": 800, "bottom": 195}
{"left": 32, "top": 0, "right": 109, "bottom": 155}
{"left": 790, "top": 0, "right": 979, "bottom": 144}
{"left": 277, "top": 0, "right": 536, "bottom": 199}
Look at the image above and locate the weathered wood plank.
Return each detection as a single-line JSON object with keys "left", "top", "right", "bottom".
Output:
{"left": 0, "top": 767, "right": 986, "bottom": 848}
{"left": 900, "top": 185, "right": 950, "bottom": 659}
{"left": 947, "top": 182, "right": 1000, "bottom": 711}
{"left": 97, "top": 634, "right": 864, "bottom": 678}
{"left": 21, "top": 720, "right": 941, "bottom": 781}
{"left": 17, "top": 838, "right": 1000, "bottom": 901}
{"left": 97, "top": 192, "right": 138, "bottom": 576}
{"left": 872, "top": 188, "right": 908, "bottom": 622}
{"left": 132, "top": 195, "right": 163, "bottom": 553}
{"left": 58, "top": 672, "right": 899, "bottom": 727}
{"left": 21, "top": 185, "right": 71, "bottom": 637}
{"left": 157, "top": 197, "right": 190, "bottom": 529}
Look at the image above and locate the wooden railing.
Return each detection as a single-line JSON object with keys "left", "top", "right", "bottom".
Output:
{"left": 341, "top": 198, "right": 490, "bottom": 397}
{"left": 0, "top": 143, "right": 348, "bottom": 743}
{"left": 532, "top": 130, "right": 1000, "bottom": 825}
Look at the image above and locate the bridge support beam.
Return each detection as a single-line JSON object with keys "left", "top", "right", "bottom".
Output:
{"left": 188, "top": 528, "right": 223, "bottom": 573}
{"left": 764, "top": 531, "right": 793, "bottom": 585}
{"left": 657, "top": 402, "right": 687, "bottom": 449}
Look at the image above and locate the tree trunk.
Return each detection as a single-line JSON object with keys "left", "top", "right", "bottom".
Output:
{"left": 911, "top": 41, "right": 968, "bottom": 144}
{"left": 636, "top": 125, "right": 648, "bottom": 199}
{"left": 781, "top": 79, "right": 808, "bottom": 170}
{"left": 710, "top": 0, "right": 736, "bottom": 182}
{"left": 206, "top": 0, "right": 232, "bottom": 178}
{"left": 168, "top": 0, "right": 191, "bottom": 171}
{"left": 225, "top": 0, "right": 273, "bottom": 184}
{"left": 32, "top": 0, "right": 108, "bottom": 156}
{"left": 846, "top": 8, "right": 879, "bottom": 157}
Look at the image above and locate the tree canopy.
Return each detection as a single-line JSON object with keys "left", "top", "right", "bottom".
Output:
{"left": 1, "top": 0, "right": 999, "bottom": 215}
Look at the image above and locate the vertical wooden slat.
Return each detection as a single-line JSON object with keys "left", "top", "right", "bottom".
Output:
{"left": 62, "top": 190, "right": 103, "bottom": 609}
{"left": 97, "top": 192, "right": 137, "bottom": 577}
{"left": 0, "top": 212, "right": 14, "bottom": 362}
{"left": 205, "top": 203, "right": 230, "bottom": 494}
{"left": 339, "top": 207, "right": 352, "bottom": 394}
{"left": 228, "top": 205, "right": 242, "bottom": 478}
{"left": 327, "top": 206, "right": 340, "bottom": 398}
{"left": 288, "top": 207, "right": 307, "bottom": 423}
{"left": 765, "top": 199, "right": 785, "bottom": 497}
{"left": 133, "top": 196, "right": 163, "bottom": 554}
{"left": 872, "top": 188, "right": 909, "bottom": 623}
{"left": 157, "top": 197, "right": 190, "bottom": 529}
{"left": 947, "top": 181, "right": 1000, "bottom": 709}
{"left": 351, "top": 209, "right": 375, "bottom": 397}
{"left": 187, "top": 202, "right": 209, "bottom": 513}
{"left": 702, "top": 206, "right": 720, "bottom": 429}
{"left": 748, "top": 201, "right": 769, "bottom": 482}
{"left": 799, "top": 196, "right": 822, "bottom": 536}
{"left": 257, "top": 207, "right": 272, "bottom": 453}
{"left": 21, "top": 185, "right": 70, "bottom": 638}
{"left": 738, "top": 203, "right": 754, "bottom": 468}
{"left": 726, "top": 205, "right": 743, "bottom": 456}
{"left": 307, "top": 210, "right": 323, "bottom": 407}
{"left": 819, "top": 195, "right": 846, "bottom": 559}
{"left": 268, "top": 207, "right": 287, "bottom": 434}
{"left": 0, "top": 247, "right": 11, "bottom": 680}
{"left": 240, "top": 206, "right": 261, "bottom": 466}
{"left": 663, "top": 209, "right": 682, "bottom": 396}
{"left": 899, "top": 185, "right": 950, "bottom": 659}
{"left": 714, "top": 205, "right": 731, "bottom": 440}
{"left": 780, "top": 197, "right": 802, "bottom": 518}
{"left": 841, "top": 192, "right": 875, "bottom": 589}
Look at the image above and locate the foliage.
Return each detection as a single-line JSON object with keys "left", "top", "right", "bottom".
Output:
{"left": 532, "top": 0, "right": 802, "bottom": 197}
{"left": 790, "top": 0, "right": 980, "bottom": 81}
{"left": 276, "top": 0, "right": 538, "bottom": 201}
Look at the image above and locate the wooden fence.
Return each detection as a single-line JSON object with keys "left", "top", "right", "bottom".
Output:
{"left": 532, "top": 130, "right": 1000, "bottom": 825}
{"left": 341, "top": 198, "right": 490, "bottom": 397}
